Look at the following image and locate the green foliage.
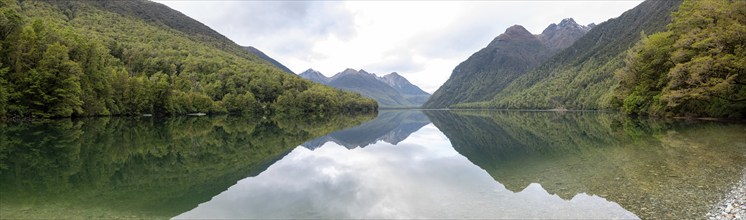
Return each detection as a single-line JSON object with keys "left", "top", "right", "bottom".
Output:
{"left": 273, "top": 84, "right": 378, "bottom": 115}
{"left": 0, "top": 0, "right": 376, "bottom": 118}
{"left": 0, "top": 63, "right": 8, "bottom": 115}
{"left": 221, "top": 92, "right": 258, "bottom": 114}
{"left": 615, "top": 0, "right": 746, "bottom": 117}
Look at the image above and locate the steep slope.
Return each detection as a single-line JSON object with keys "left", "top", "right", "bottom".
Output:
{"left": 326, "top": 69, "right": 414, "bottom": 107}
{"left": 380, "top": 72, "right": 430, "bottom": 105}
{"left": 0, "top": 0, "right": 376, "bottom": 117}
{"left": 243, "top": 46, "right": 294, "bottom": 74}
{"left": 298, "top": 69, "right": 329, "bottom": 84}
{"left": 463, "top": 0, "right": 682, "bottom": 110}
{"left": 425, "top": 19, "right": 589, "bottom": 108}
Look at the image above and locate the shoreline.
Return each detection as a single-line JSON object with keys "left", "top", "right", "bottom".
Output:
{"left": 707, "top": 168, "right": 746, "bottom": 219}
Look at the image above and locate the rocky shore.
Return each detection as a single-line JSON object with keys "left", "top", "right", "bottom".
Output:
{"left": 708, "top": 169, "right": 745, "bottom": 220}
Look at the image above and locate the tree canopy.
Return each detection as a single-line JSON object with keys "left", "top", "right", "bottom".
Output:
{"left": 614, "top": 0, "right": 746, "bottom": 117}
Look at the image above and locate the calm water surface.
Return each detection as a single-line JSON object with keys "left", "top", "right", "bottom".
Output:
{"left": 1, "top": 110, "right": 744, "bottom": 219}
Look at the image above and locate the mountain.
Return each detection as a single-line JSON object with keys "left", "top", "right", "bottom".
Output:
{"left": 0, "top": 0, "right": 376, "bottom": 118}
{"left": 424, "top": 18, "right": 591, "bottom": 108}
{"left": 539, "top": 18, "right": 593, "bottom": 50}
{"left": 380, "top": 72, "right": 431, "bottom": 104}
{"left": 298, "top": 68, "right": 430, "bottom": 108}
{"left": 327, "top": 69, "right": 414, "bottom": 107}
{"left": 242, "top": 46, "right": 294, "bottom": 74}
{"left": 301, "top": 110, "right": 430, "bottom": 149}
{"left": 298, "top": 69, "right": 328, "bottom": 84}
{"left": 456, "top": 0, "right": 682, "bottom": 110}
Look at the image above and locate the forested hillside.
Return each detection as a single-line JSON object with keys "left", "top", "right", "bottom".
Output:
{"left": 424, "top": 20, "right": 590, "bottom": 108}
{"left": 454, "top": 0, "right": 681, "bottom": 110}
{"left": 0, "top": 0, "right": 376, "bottom": 118}
{"left": 243, "top": 46, "right": 294, "bottom": 74}
{"left": 613, "top": 0, "right": 745, "bottom": 118}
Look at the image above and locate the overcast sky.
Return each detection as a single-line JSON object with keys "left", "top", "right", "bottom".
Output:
{"left": 156, "top": 1, "right": 642, "bottom": 93}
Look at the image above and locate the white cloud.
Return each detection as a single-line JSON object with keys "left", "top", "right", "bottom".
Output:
{"left": 157, "top": 1, "right": 643, "bottom": 93}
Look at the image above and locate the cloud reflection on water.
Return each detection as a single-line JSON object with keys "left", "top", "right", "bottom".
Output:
{"left": 175, "top": 123, "right": 637, "bottom": 219}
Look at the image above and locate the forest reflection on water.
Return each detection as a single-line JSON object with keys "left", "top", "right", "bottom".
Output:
{"left": 426, "top": 110, "right": 745, "bottom": 219}
{"left": 1, "top": 110, "right": 744, "bottom": 219}
{"left": 0, "top": 113, "right": 374, "bottom": 219}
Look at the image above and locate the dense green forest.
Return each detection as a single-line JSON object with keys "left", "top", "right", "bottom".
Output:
{"left": 452, "top": 0, "right": 680, "bottom": 111}
{"left": 0, "top": 0, "right": 376, "bottom": 119}
{"left": 613, "top": 0, "right": 746, "bottom": 117}
{"left": 0, "top": 113, "right": 374, "bottom": 218}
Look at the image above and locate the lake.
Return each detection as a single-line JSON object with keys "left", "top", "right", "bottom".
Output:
{"left": 1, "top": 110, "right": 744, "bottom": 219}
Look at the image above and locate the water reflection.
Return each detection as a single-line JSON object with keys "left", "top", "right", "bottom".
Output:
{"left": 0, "top": 114, "right": 373, "bottom": 219}
{"left": 301, "top": 110, "right": 430, "bottom": 149}
{"left": 176, "top": 112, "right": 638, "bottom": 219}
{"left": 426, "top": 110, "right": 746, "bottom": 219}
{"left": 2, "top": 110, "right": 742, "bottom": 219}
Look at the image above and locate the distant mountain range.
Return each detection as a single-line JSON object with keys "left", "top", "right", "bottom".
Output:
{"left": 301, "top": 110, "right": 430, "bottom": 149}
{"left": 299, "top": 68, "right": 430, "bottom": 108}
{"left": 242, "top": 46, "right": 295, "bottom": 74}
{"left": 424, "top": 18, "right": 592, "bottom": 108}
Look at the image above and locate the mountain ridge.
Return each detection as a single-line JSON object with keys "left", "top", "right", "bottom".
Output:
{"left": 424, "top": 18, "right": 590, "bottom": 108}
{"left": 299, "top": 68, "right": 430, "bottom": 108}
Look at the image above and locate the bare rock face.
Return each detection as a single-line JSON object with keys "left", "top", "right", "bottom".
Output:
{"left": 298, "top": 69, "right": 328, "bottom": 84}
{"left": 538, "top": 18, "right": 593, "bottom": 50}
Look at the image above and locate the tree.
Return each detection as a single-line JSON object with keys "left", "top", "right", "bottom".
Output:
{"left": 615, "top": 0, "right": 746, "bottom": 117}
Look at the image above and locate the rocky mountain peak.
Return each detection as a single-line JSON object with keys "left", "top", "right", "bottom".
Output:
{"left": 300, "top": 68, "right": 319, "bottom": 74}
{"left": 298, "top": 68, "right": 328, "bottom": 84}
{"left": 381, "top": 72, "right": 430, "bottom": 96}
{"left": 558, "top": 18, "right": 578, "bottom": 27}
{"left": 539, "top": 18, "right": 592, "bottom": 50}
{"left": 359, "top": 69, "right": 374, "bottom": 76}
{"left": 341, "top": 68, "right": 358, "bottom": 74}
{"left": 498, "top": 25, "right": 535, "bottom": 41}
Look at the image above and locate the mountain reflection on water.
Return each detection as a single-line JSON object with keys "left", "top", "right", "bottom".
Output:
{"left": 1, "top": 110, "right": 743, "bottom": 219}
{"left": 176, "top": 122, "right": 638, "bottom": 219}
{"left": 301, "top": 110, "right": 430, "bottom": 149}
{"left": 425, "top": 110, "right": 745, "bottom": 219}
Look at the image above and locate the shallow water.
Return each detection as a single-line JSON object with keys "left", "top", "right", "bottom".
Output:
{"left": 1, "top": 110, "right": 744, "bottom": 219}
